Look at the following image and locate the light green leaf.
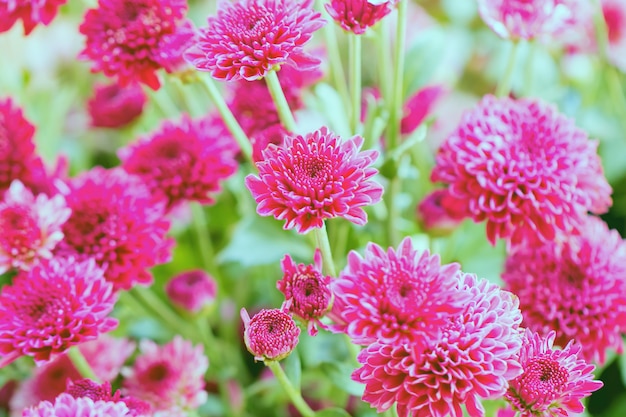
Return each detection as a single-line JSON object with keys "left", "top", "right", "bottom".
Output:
{"left": 319, "top": 362, "right": 365, "bottom": 397}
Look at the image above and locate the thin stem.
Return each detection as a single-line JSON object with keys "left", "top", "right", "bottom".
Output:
{"left": 191, "top": 203, "right": 216, "bottom": 273}
{"left": 67, "top": 346, "right": 100, "bottom": 382}
{"left": 608, "top": 67, "right": 626, "bottom": 131}
{"left": 349, "top": 34, "right": 362, "bottom": 134}
{"left": 496, "top": 41, "right": 519, "bottom": 97}
{"left": 386, "top": 177, "right": 401, "bottom": 246}
{"left": 266, "top": 361, "right": 315, "bottom": 417}
{"left": 129, "top": 287, "right": 192, "bottom": 335}
{"left": 313, "top": 223, "right": 337, "bottom": 277}
{"left": 377, "top": 18, "right": 393, "bottom": 104}
{"left": 387, "top": 0, "right": 408, "bottom": 151}
{"left": 265, "top": 70, "right": 297, "bottom": 132}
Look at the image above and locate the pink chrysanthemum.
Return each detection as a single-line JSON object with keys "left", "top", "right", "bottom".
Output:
{"left": 325, "top": 0, "right": 395, "bottom": 35}
{"left": 278, "top": 250, "right": 333, "bottom": 336}
{"left": 165, "top": 270, "right": 218, "bottom": 313}
{"left": 66, "top": 380, "right": 151, "bottom": 416}
{"left": 88, "top": 83, "right": 147, "bottom": 129}
{"left": 23, "top": 393, "right": 129, "bottom": 417}
{"left": 184, "top": 0, "right": 325, "bottom": 81}
{"left": 353, "top": 273, "right": 524, "bottom": 417}
{"left": 0, "top": 180, "right": 70, "bottom": 274}
{"left": 431, "top": 95, "right": 612, "bottom": 246}
{"left": 505, "top": 329, "right": 603, "bottom": 417}
{"left": 78, "top": 0, "right": 191, "bottom": 89}
{"left": 241, "top": 306, "right": 300, "bottom": 362}
{"left": 329, "top": 237, "right": 467, "bottom": 347}
{"left": 477, "top": 0, "right": 564, "bottom": 40}
{"left": 502, "top": 216, "right": 626, "bottom": 364}
{"left": 119, "top": 115, "right": 238, "bottom": 211}
{"left": 55, "top": 168, "right": 173, "bottom": 291}
{"left": 0, "top": 258, "right": 117, "bottom": 366}
{"left": 245, "top": 127, "right": 383, "bottom": 233}
{"left": 122, "top": 336, "right": 208, "bottom": 413}
{"left": 0, "top": 0, "right": 67, "bottom": 35}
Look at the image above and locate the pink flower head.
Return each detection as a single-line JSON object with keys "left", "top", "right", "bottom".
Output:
{"left": 184, "top": 0, "right": 325, "bottom": 81}
{"left": 325, "top": 0, "right": 395, "bottom": 35}
{"left": 55, "top": 168, "right": 173, "bottom": 291}
{"left": 66, "top": 380, "right": 114, "bottom": 402}
{"left": 122, "top": 336, "right": 208, "bottom": 413}
{"left": 477, "top": 0, "right": 562, "bottom": 40}
{"left": 165, "top": 269, "right": 218, "bottom": 313}
{"left": 505, "top": 329, "right": 603, "bottom": 417}
{"left": 23, "top": 393, "right": 130, "bottom": 417}
{"left": 353, "top": 273, "right": 524, "bottom": 417}
{"left": 416, "top": 189, "right": 463, "bottom": 235}
{"left": 400, "top": 85, "right": 446, "bottom": 135}
{"left": 604, "top": 0, "right": 626, "bottom": 71}
{"left": 241, "top": 305, "right": 300, "bottom": 361}
{"left": 278, "top": 250, "right": 333, "bottom": 335}
{"left": 88, "top": 83, "right": 147, "bottom": 129}
{"left": 0, "top": 258, "right": 117, "bottom": 366}
{"left": 0, "top": 0, "right": 67, "bottom": 35}
{"left": 245, "top": 127, "right": 383, "bottom": 233}
{"left": 431, "top": 95, "right": 612, "bottom": 247}
{"left": 251, "top": 124, "right": 289, "bottom": 163}
{"left": 79, "top": 335, "right": 137, "bottom": 382}
{"left": 502, "top": 216, "right": 626, "bottom": 364}
{"left": 79, "top": 0, "right": 191, "bottom": 90}
{"left": 119, "top": 115, "right": 238, "bottom": 211}
{"left": 329, "top": 237, "right": 467, "bottom": 348}
{"left": 0, "top": 180, "right": 70, "bottom": 274}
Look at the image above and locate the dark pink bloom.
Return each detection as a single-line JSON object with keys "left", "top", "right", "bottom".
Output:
{"left": 505, "top": 329, "right": 603, "bottom": 416}
{"left": 416, "top": 189, "right": 462, "bottom": 235}
{"left": 250, "top": 124, "right": 289, "bottom": 163}
{"left": 0, "top": 258, "right": 117, "bottom": 366}
{"left": 119, "top": 115, "right": 238, "bottom": 211}
{"left": 88, "top": 83, "right": 147, "bottom": 128}
{"left": 502, "top": 216, "right": 626, "bottom": 364}
{"left": 325, "top": 0, "right": 394, "bottom": 35}
{"left": 400, "top": 85, "right": 445, "bottom": 135}
{"left": 245, "top": 127, "right": 383, "bottom": 233}
{"left": 0, "top": 0, "right": 67, "bottom": 35}
{"left": 184, "top": 0, "right": 325, "bottom": 81}
{"left": 165, "top": 270, "right": 218, "bottom": 313}
{"left": 55, "top": 168, "right": 173, "bottom": 291}
{"left": 477, "top": 0, "right": 563, "bottom": 40}
{"left": 241, "top": 305, "right": 300, "bottom": 361}
{"left": 431, "top": 95, "right": 612, "bottom": 246}
{"left": 278, "top": 250, "right": 333, "bottom": 335}
{"left": 23, "top": 393, "right": 129, "bottom": 417}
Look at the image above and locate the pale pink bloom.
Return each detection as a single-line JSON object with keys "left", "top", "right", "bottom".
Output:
{"left": 88, "top": 83, "right": 147, "bottom": 129}
{"left": 0, "top": 0, "right": 67, "bottom": 35}
{"left": 477, "top": 0, "right": 562, "bottom": 40}
{"left": 241, "top": 305, "right": 300, "bottom": 361}
{"left": 23, "top": 393, "right": 130, "bottom": 417}
{"left": 165, "top": 270, "right": 218, "bottom": 313}
{"left": 325, "top": 0, "right": 395, "bottom": 35}
{"left": 79, "top": 335, "right": 137, "bottom": 382}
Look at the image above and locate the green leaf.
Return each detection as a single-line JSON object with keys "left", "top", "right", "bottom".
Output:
{"left": 283, "top": 351, "right": 302, "bottom": 393}
{"left": 314, "top": 408, "right": 352, "bottom": 417}
{"left": 319, "top": 362, "right": 365, "bottom": 397}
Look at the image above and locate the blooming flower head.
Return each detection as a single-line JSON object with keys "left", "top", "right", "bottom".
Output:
{"left": 23, "top": 393, "right": 130, "bottom": 417}
{"left": 241, "top": 305, "right": 300, "bottom": 361}
{"left": 353, "top": 273, "right": 524, "bottom": 417}
{"left": 0, "top": 258, "right": 117, "bottom": 366}
{"left": 165, "top": 270, "right": 218, "bottom": 313}
{"left": 0, "top": 180, "right": 70, "bottom": 274}
{"left": 88, "top": 83, "right": 147, "bottom": 128}
{"left": 184, "top": 0, "right": 325, "bottom": 81}
{"left": 325, "top": 0, "right": 395, "bottom": 35}
{"left": 119, "top": 115, "right": 238, "bottom": 211}
{"left": 122, "top": 336, "right": 208, "bottom": 413}
{"left": 0, "top": 0, "right": 67, "bottom": 35}
{"left": 55, "top": 168, "right": 173, "bottom": 291}
{"left": 477, "top": 0, "right": 564, "bottom": 40}
{"left": 431, "top": 95, "right": 612, "bottom": 247}
{"left": 245, "top": 127, "right": 383, "bottom": 233}
{"left": 502, "top": 215, "right": 626, "bottom": 364}
{"left": 505, "top": 329, "right": 603, "bottom": 416}
{"left": 278, "top": 250, "right": 333, "bottom": 335}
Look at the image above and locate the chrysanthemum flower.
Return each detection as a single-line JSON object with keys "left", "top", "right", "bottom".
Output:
{"left": 241, "top": 305, "right": 300, "bottom": 361}
{"left": 329, "top": 237, "right": 467, "bottom": 347}
{"left": 0, "top": 0, "right": 67, "bottom": 35}
{"left": 78, "top": 0, "right": 191, "bottom": 89}
{"left": 353, "top": 273, "right": 524, "bottom": 417}
{"left": 245, "top": 127, "right": 383, "bottom": 233}
{"left": 0, "top": 180, "right": 70, "bottom": 274}
{"left": 477, "top": 0, "right": 564, "bottom": 40}
{"left": 278, "top": 250, "right": 333, "bottom": 336}
{"left": 88, "top": 83, "right": 147, "bottom": 129}
{"left": 119, "top": 115, "right": 238, "bottom": 211}
{"left": 325, "top": 0, "right": 395, "bottom": 35}
{"left": 431, "top": 95, "right": 612, "bottom": 246}
{"left": 502, "top": 216, "right": 626, "bottom": 364}
{"left": 505, "top": 329, "right": 603, "bottom": 416}
{"left": 184, "top": 0, "right": 325, "bottom": 81}
{"left": 122, "top": 336, "right": 208, "bottom": 413}
{"left": 0, "top": 258, "right": 117, "bottom": 366}
{"left": 165, "top": 270, "right": 218, "bottom": 313}
{"left": 23, "top": 393, "right": 130, "bottom": 417}
{"left": 55, "top": 168, "right": 173, "bottom": 291}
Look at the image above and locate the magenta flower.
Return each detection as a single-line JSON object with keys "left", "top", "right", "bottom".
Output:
{"left": 329, "top": 237, "right": 467, "bottom": 347}
{"left": 0, "top": 258, "right": 117, "bottom": 366}
{"left": 431, "top": 95, "right": 612, "bottom": 246}
{"left": 23, "top": 393, "right": 130, "bottom": 417}
{"left": 165, "top": 270, "right": 218, "bottom": 313}
{"left": 88, "top": 83, "right": 147, "bottom": 129}
{"left": 477, "top": 0, "right": 562, "bottom": 40}
{"left": 250, "top": 124, "right": 289, "bottom": 163}
{"left": 416, "top": 189, "right": 462, "bottom": 235}
{"left": 400, "top": 84, "right": 445, "bottom": 135}
{"left": 353, "top": 273, "right": 523, "bottom": 417}
{"left": 0, "top": 0, "right": 67, "bottom": 35}
{"left": 325, "top": 0, "right": 395, "bottom": 35}
{"left": 66, "top": 380, "right": 152, "bottom": 416}
{"left": 502, "top": 215, "right": 626, "bottom": 364}
{"left": 184, "top": 0, "right": 325, "bottom": 81}
{"left": 119, "top": 115, "right": 238, "bottom": 211}
{"left": 241, "top": 305, "right": 300, "bottom": 361}
{"left": 505, "top": 329, "right": 603, "bottom": 417}
{"left": 245, "top": 127, "right": 383, "bottom": 233}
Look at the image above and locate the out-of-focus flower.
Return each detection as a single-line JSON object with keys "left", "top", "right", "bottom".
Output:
{"left": 245, "top": 127, "right": 383, "bottom": 233}
{"left": 241, "top": 305, "right": 300, "bottom": 361}
{"left": 23, "top": 393, "right": 129, "bottom": 417}
{"left": 0, "top": 0, "right": 67, "bottom": 35}
{"left": 603, "top": 0, "right": 626, "bottom": 71}
{"left": 503, "top": 216, "right": 626, "bottom": 364}
{"left": 184, "top": 0, "right": 325, "bottom": 81}
{"left": 325, "top": 0, "right": 395, "bottom": 35}
{"left": 416, "top": 189, "right": 463, "bottom": 235}
{"left": 400, "top": 85, "right": 446, "bottom": 135}
{"left": 250, "top": 124, "right": 289, "bottom": 163}
{"left": 119, "top": 115, "right": 238, "bottom": 211}
{"left": 66, "top": 380, "right": 151, "bottom": 416}
{"left": 505, "top": 329, "right": 603, "bottom": 416}
{"left": 87, "top": 83, "right": 147, "bottom": 128}
{"left": 165, "top": 270, "right": 218, "bottom": 313}
{"left": 79, "top": 335, "right": 137, "bottom": 382}
{"left": 477, "top": 0, "right": 566, "bottom": 40}
{"left": 431, "top": 95, "right": 612, "bottom": 247}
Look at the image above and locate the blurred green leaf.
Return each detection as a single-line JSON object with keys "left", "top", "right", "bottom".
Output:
{"left": 315, "top": 408, "right": 352, "bottom": 417}
{"left": 319, "top": 362, "right": 364, "bottom": 397}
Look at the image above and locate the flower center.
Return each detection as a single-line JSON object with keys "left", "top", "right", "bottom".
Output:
{"left": 518, "top": 356, "right": 569, "bottom": 405}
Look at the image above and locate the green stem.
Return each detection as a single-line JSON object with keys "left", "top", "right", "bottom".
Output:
{"left": 496, "top": 41, "right": 519, "bottom": 97}
{"left": 386, "top": 177, "right": 401, "bottom": 246}
{"left": 265, "top": 70, "right": 297, "bottom": 132}
{"left": 377, "top": 18, "right": 393, "bottom": 105}
{"left": 318, "top": 0, "right": 350, "bottom": 111}
{"left": 313, "top": 222, "right": 337, "bottom": 277}
{"left": 608, "top": 67, "right": 626, "bottom": 131}
{"left": 387, "top": 0, "right": 408, "bottom": 151}
{"left": 67, "top": 346, "right": 100, "bottom": 382}
{"left": 129, "top": 287, "right": 192, "bottom": 335}
{"left": 266, "top": 361, "right": 315, "bottom": 417}
{"left": 191, "top": 203, "right": 216, "bottom": 273}
{"left": 349, "top": 34, "right": 362, "bottom": 134}
{"left": 149, "top": 86, "right": 180, "bottom": 118}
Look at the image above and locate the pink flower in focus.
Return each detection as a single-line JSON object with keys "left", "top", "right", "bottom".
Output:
{"left": 477, "top": 0, "right": 561, "bottom": 40}
{"left": 329, "top": 237, "right": 466, "bottom": 347}
{"left": 0, "top": 0, "right": 67, "bottom": 35}
{"left": 416, "top": 189, "right": 463, "bottom": 235}
{"left": 0, "top": 180, "right": 70, "bottom": 273}
{"left": 241, "top": 306, "right": 300, "bottom": 361}
{"left": 165, "top": 270, "right": 218, "bottom": 313}
{"left": 79, "top": 335, "right": 137, "bottom": 382}
{"left": 325, "top": 0, "right": 394, "bottom": 35}
{"left": 502, "top": 216, "right": 626, "bottom": 364}
{"left": 431, "top": 95, "right": 612, "bottom": 246}
{"left": 505, "top": 329, "right": 603, "bottom": 417}
{"left": 400, "top": 85, "right": 446, "bottom": 135}
{"left": 278, "top": 250, "right": 333, "bottom": 335}
{"left": 245, "top": 127, "right": 383, "bottom": 233}
{"left": 23, "top": 393, "right": 129, "bottom": 417}
{"left": 0, "top": 258, "right": 117, "bottom": 366}
{"left": 184, "top": 0, "right": 325, "bottom": 81}
{"left": 88, "top": 83, "right": 147, "bottom": 129}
